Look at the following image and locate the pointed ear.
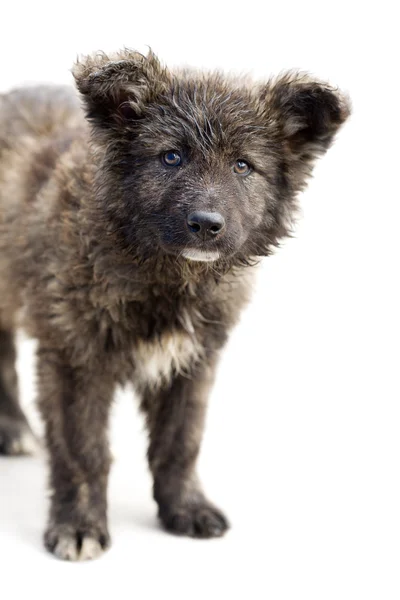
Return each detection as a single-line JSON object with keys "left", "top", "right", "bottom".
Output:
{"left": 263, "top": 72, "right": 350, "bottom": 161}
{"left": 72, "top": 49, "right": 166, "bottom": 129}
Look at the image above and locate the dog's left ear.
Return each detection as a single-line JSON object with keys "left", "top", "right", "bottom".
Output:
{"left": 72, "top": 48, "right": 166, "bottom": 130}
{"left": 261, "top": 73, "right": 350, "bottom": 163}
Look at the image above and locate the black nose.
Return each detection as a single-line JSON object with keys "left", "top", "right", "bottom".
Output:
{"left": 187, "top": 211, "right": 225, "bottom": 239}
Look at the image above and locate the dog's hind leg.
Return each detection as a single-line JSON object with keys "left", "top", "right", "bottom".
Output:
{"left": 0, "top": 328, "right": 37, "bottom": 455}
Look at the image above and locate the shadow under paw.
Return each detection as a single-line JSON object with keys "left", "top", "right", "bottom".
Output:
{"left": 44, "top": 523, "right": 111, "bottom": 561}
{"left": 161, "top": 503, "right": 230, "bottom": 539}
{"left": 0, "top": 416, "right": 38, "bottom": 456}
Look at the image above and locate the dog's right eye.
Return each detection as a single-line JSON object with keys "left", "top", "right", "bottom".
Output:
{"left": 162, "top": 151, "right": 182, "bottom": 167}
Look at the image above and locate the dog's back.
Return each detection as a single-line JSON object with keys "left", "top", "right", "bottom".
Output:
{"left": 0, "top": 85, "right": 82, "bottom": 149}
{"left": 0, "top": 85, "right": 84, "bottom": 221}
{"left": 0, "top": 86, "right": 87, "bottom": 329}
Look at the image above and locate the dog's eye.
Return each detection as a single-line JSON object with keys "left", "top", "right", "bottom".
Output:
{"left": 162, "top": 151, "right": 182, "bottom": 167}
{"left": 233, "top": 160, "right": 252, "bottom": 176}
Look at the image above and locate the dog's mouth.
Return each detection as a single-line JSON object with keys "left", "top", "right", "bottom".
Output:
{"left": 153, "top": 213, "right": 245, "bottom": 264}
{"left": 161, "top": 244, "right": 221, "bottom": 263}
{"left": 180, "top": 249, "right": 220, "bottom": 263}
{"left": 157, "top": 225, "right": 244, "bottom": 264}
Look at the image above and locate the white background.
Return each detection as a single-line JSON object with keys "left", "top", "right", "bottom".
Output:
{"left": 0, "top": 1, "right": 399, "bottom": 598}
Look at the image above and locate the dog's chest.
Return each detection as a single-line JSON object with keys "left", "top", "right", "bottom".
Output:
{"left": 132, "top": 329, "right": 203, "bottom": 390}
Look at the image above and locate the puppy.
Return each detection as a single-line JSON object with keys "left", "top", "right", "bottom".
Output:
{"left": 0, "top": 49, "right": 350, "bottom": 560}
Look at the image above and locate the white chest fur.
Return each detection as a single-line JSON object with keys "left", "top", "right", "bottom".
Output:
{"left": 133, "top": 330, "right": 203, "bottom": 390}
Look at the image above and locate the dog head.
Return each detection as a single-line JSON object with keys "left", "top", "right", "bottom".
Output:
{"left": 73, "top": 49, "right": 350, "bottom": 266}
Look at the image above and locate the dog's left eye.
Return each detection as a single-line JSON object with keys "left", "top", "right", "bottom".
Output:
{"left": 162, "top": 151, "right": 182, "bottom": 167}
{"left": 233, "top": 159, "right": 252, "bottom": 176}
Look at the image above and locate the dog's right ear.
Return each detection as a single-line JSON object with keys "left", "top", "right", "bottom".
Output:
{"left": 72, "top": 49, "right": 166, "bottom": 130}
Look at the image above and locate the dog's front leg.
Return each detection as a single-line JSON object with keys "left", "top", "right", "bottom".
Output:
{"left": 37, "top": 346, "right": 114, "bottom": 561}
{"left": 141, "top": 360, "right": 229, "bottom": 538}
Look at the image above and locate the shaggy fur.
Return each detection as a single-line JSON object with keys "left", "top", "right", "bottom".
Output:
{"left": 0, "top": 49, "right": 350, "bottom": 560}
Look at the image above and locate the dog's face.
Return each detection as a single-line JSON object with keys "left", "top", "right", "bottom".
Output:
{"left": 111, "top": 82, "right": 282, "bottom": 263}
{"left": 74, "top": 51, "right": 349, "bottom": 265}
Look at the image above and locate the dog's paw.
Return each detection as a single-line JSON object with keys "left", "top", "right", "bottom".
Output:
{"left": 44, "top": 523, "right": 110, "bottom": 561}
{"left": 160, "top": 502, "right": 230, "bottom": 538}
{"left": 0, "top": 416, "right": 38, "bottom": 456}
